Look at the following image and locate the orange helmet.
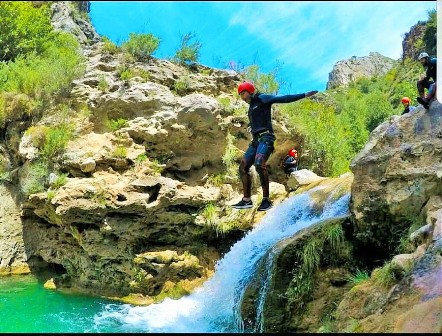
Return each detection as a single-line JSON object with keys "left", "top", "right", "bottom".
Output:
{"left": 288, "top": 149, "right": 298, "bottom": 157}
{"left": 238, "top": 82, "right": 255, "bottom": 95}
{"left": 401, "top": 97, "right": 411, "bottom": 104}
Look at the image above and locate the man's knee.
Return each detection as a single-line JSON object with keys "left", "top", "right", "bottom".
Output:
{"left": 254, "top": 162, "right": 266, "bottom": 175}
{"left": 239, "top": 160, "right": 249, "bottom": 176}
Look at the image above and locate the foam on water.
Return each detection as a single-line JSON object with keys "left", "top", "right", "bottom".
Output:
{"left": 91, "top": 186, "right": 350, "bottom": 333}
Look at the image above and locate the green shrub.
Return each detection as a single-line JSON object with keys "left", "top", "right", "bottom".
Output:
{"left": 102, "top": 36, "right": 120, "bottom": 54}
{"left": 200, "top": 203, "right": 217, "bottom": 227}
{"left": 21, "top": 161, "right": 49, "bottom": 195}
{"left": 173, "top": 32, "right": 201, "bottom": 65}
{"left": 423, "top": 9, "right": 437, "bottom": 56}
{"left": 40, "top": 124, "right": 74, "bottom": 160}
{"left": 347, "top": 268, "right": 369, "bottom": 285}
{"left": 121, "top": 32, "right": 160, "bottom": 61}
{"left": 0, "top": 2, "right": 53, "bottom": 62}
{"left": 150, "top": 159, "right": 165, "bottom": 175}
{"left": 113, "top": 146, "right": 127, "bottom": 158}
{"left": 282, "top": 99, "right": 353, "bottom": 177}
{"left": 206, "top": 173, "right": 225, "bottom": 187}
{"left": 98, "top": 74, "right": 108, "bottom": 92}
{"left": 134, "top": 153, "right": 147, "bottom": 166}
{"left": 107, "top": 118, "right": 128, "bottom": 131}
{"left": 51, "top": 173, "right": 68, "bottom": 189}
{"left": 222, "top": 132, "right": 242, "bottom": 179}
{"left": 241, "top": 64, "right": 279, "bottom": 95}
{"left": 173, "top": 74, "right": 191, "bottom": 95}
{"left": 372, "top": 261, "right": 397, "bottom": 289}
{"left": 46, "top": 189, "right": 56, "bottom": 201}
{"left": 0, "top": 31, "right": 84, "bottom": 103}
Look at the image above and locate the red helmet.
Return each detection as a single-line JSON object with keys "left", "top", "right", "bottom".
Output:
{"left": 288, "top": 149, "right": 298, "bottom": 157}
{"left": 401, "top": 97, "right": 411, "bottom": 104}
{"left": 238, "top": 82, "right": 255, "bottom": 95}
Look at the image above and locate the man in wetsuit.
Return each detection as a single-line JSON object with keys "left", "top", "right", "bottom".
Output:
{"left": 416, "top": 52, "right": 437, "bottom": 109}
{"left": 282, "top": 148, "right": 299, "bottom": 174}
{"left": 232, "top": 81, "right": 318, "bottom": 211}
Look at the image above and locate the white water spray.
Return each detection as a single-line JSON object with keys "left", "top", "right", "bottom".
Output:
{"left": 91, "top": 186, "right": 350, "bottom": 333}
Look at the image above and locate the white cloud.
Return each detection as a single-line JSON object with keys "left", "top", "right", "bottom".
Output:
{"left": 223, "top": 1, "right": 435, "bottom": 91}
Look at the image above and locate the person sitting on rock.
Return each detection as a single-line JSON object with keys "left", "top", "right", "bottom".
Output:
{"left": 282, "top": 148, "right": 299, "bottom": 175}
{"left": 416, "top": 52, "right": 437, "bottom": 109}
{"left": 401, "top": 97, "right": 416, "bottom": 115}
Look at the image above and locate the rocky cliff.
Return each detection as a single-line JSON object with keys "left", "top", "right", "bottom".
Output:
{"left": 401, "top": 22, "right": 426, "bottom": 61}
{"left": 326, "top": 52, "right": 396, "bottom": 89}
{"left": 0, "top": 1, "right": 440, "bottom": 333}
{"left": 0, "top": 1, "right": 295, "bottom": 301}
{"left": 250, "top": 102, "right": 442, "bottom": 332}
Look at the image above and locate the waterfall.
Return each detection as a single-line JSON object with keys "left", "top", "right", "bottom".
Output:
{"left": 91, "top": 185, "right": 350, "bottom": 333}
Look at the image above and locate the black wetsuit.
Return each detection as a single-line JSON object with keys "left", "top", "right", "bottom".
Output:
{"left": 239, "top": 92, "right": 307, "bottom": 198}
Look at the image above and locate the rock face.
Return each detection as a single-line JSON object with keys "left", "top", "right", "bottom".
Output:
{"left": 326, "top": 52, "right": 396, "bottom": 89}
{"left": 401, "top": 22, "right": 426, "bottom": 61}
{"left": 50, "top": 1, "right": 100, "bottom": 45}
{"left": 350, "top": 101, "right": 442, "bottom": 255}
{"left": 1, "top": 1, "right": 297, "bottom": 299}
{"left": 0, "top": 185, "right": 30, "bottom": 275}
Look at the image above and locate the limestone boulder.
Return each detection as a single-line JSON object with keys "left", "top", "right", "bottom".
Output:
{"left": 350, "top": 101, "right": 442, "bottom": 251}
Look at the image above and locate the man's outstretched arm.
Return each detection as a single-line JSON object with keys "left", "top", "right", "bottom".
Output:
{"left": 259, "top": 90, "right": 318, "bottom": 104}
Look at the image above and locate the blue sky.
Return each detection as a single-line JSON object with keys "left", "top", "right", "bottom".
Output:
{"left": 89, "top": 1, "right": 436, "bottom": 94}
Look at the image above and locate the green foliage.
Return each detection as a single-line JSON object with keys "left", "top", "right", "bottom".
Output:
{"left": 302, "top": 238, "right": 322, "bottom": 273}
{"left": 21, "top": 161, "right": 49, "bottom": 195}
{"left": 372, "top": 261, "right": 397, "bottom": 289}
{"left": 347, "top": 268, "right": 369, "bottom": 285}
{"left": 150, "top": 159, "right": 165, "bottom": 175}
{"left": 206, "top": 173, "right": 225, "bottom": 187}
{"left": 98, "top": 74, "right": 109, "bottom": 92}
{"left": 113, "top": 146, "right": 127, "bottom": 159}
{"left": 46, "top": 189, "right": 56, "bottom": 201}
{"left": 50, "top": 173, "right": 68, "bottom": 189}
{"left": 200, "top": 202, "right": 217, "bottom": 227}
{"left": 222, "top": 132, "right": 242, "bottom": 179}
{"left": 286, "top": 222, "right": 349, "bottom": 310}
{"left": 40, "top": 123, "right": 74, "bottom": 160}
{"left": 91, "top": 189, "right": 108, "bottom": 207}
{"left": 279, "top": 51, "right": 428, "bottom": 177}
{"left": 217, "top": 96, "right": 232, "bottom": 112}
{"left": 173, "top": 74, "right": 191, "bottom": 95}
{"left": 241, "top": 64, "right": 279, "bottom": 95}
{"left": 323, "top": 223, "right": 345, "bottom": 256}
{"left": 121, "top": 32, "right": 160, "bottom": 61}
{"left": 423, "top": 9, "right": 437, "bottom": 56}
{"left": 0, "top": 31, "right": 84, "bottom": 104}
{"left": 285, "top": 267, "right": 314, "bottom": 310}
{"left": 116, "top": 64, "right": 150, "bottom": 82}
{"left": 282, "top": 100, "right": 353, "bottom": 177}
{"left": 0, "top": 2, "right": 53, "bottom": 61}
{"left": 102, "top": 36, "right": 120, "bottom": 54}
{"left": 364, "top": 92, "right": 394, "bottom": 132}
{"left": 107, "top": 118, "right": 128, "bottom": 132}
{"left": 134, "top": 153, "right": 147, "bottom": 166}
{"left": 173, "top": 32, "right": 201, "bottom": 65}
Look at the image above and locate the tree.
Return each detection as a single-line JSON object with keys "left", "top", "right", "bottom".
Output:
{"left": 173, "top": 32, "right": 202, "bottom": 66}
{"left": 0, "top": 2, "right": 53, "bottom": 61}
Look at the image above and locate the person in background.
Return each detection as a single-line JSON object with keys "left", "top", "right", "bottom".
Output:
{"left": 416, "top": 52, "right": 437, "bottom": 109}
{"left": 282, "top": 148, "right": 299, "bottom": 175}
{"left": 232, "top": 81, "right": 318, "bottom": 211}
{"left": 401, "top": 97, "right": 416, "bottom": 115}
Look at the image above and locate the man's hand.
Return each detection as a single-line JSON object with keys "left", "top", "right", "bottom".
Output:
{"left": 305, "top": 90, "right": 318, "bottom": 97}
